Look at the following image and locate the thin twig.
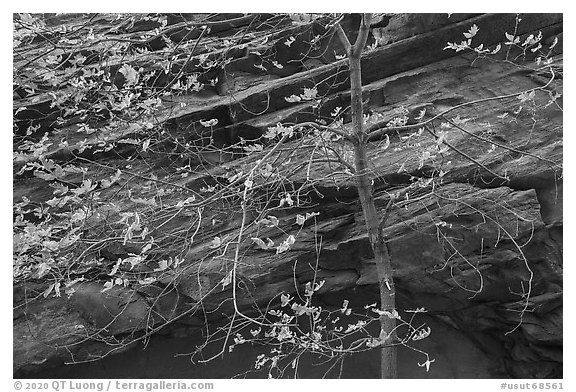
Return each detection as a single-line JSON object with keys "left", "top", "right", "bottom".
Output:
{"left": 367, "top": 67, "right": 557, "bottom": 141}
{"left": 442, "top": 116, "right": 561, "bottom": 168}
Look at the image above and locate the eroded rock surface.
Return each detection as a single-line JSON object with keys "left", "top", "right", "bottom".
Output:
{"left": 13, "top": 13, "right": 562, "bottom": 378}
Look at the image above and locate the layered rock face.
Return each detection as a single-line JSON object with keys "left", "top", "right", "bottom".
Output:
{"left": 13, "top": 13, "right": 562, "bottom": 377}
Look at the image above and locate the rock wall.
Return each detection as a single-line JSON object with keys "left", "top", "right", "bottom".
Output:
{"left": 13, "top": 13, "right": 562, "bottom": 377}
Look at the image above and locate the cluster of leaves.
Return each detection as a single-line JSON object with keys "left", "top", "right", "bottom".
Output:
{"left": 12, "top": 13, "right": 562, "bottom": 377}
{"left": 444, "top": 17, "right": 562, "bottom": 134}
{"left": 444, "top": 17, "right": 559, "bottom": 64}
{"left": 12, "top": 14, "right": 258, "bottom": 284}
{"left": 209, "top": 272, "right": 432, "bottom": 378}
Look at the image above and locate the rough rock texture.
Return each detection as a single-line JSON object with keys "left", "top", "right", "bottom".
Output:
{"left": 13, "top": 13, "right": 562, "bottom": 378}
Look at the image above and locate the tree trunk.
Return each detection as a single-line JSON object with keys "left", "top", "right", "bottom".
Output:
{"left": 352, "top": 140, "right": 398, "bottom": 379}
{"left": 347, "top": 15, "right": 398, "bottom": 379}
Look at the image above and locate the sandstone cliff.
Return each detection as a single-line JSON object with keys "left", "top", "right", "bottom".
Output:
{"left": 13, "top": 13, "right": 562, "bottom": 378}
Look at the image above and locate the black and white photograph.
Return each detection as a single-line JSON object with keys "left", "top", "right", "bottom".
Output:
{"left": 12, "top": 11, "right": 563, "bottom": 383}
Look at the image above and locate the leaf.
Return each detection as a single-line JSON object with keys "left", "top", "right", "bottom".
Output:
{"left": 284, "top": 36, "right": 296, "bottom": 47}
{"left": 366, "top": 338, "right": 384, "bottom": 348}
{"left": 257, "top": 218, "right": 272, "bottom": 226}
{"left": 65, "top": 287, "right": 76, "bottom": 299}
{"left": 372, "top": 308, "right": 401, "bottom": 319}
{"left": 382, "top": 134, "right": 390, "bottom": 150}
{"left": 154, "top": 259, "right": 169, "bottom": 272}
{"left": 252, "top": 237, "right": 272, "bottom": 250}
{"left": 436, "top": 132, "right": 446, "bottom": 146}
{"left": 344, "top": 320, "right": 367, "bottom": 333}
{"left": 280, "top": 293, "right": 292, "bottom": 307}
{"left": 276, "top": 325, "right": 293, "bottom": 341}
{"left": 463, "top": 24, "right": 479, "bottom": 39}
{"left": 221, "top": 271, "right": 232, "bottom": 290}
{"left": 279, "top": 193, "right": 294, "bottom": 207}
{"left": 175, "top": 196, "right": 196, "bottom": 208}
{"left": 300, "top": 87, "right": 318, "bottom": 101}
{"left": 549, "top": 36, "right": 558, "bottom": 49}
{"left": 296, "top": 214, "right": 305, "bottom": 225}
{"left": 101, "top": 169, "right": 122, "bottom": 188}
{"left": 54, "top": 281, "right": 61, "bottom": 297}
{"left": 119, "top": 64, "right": 139, "bottom": 85}
{"left": 43, "top": 240, "right": 60, "bottom": 252}
{"left": 452, "top": 114, "right": 471, "bottom": 125}
{"left": 414, "top": 108, "right": 427, "bottom": 121}
{"left": 199, "top": 118, "right": 218, "bottom": 127}
{"left": 340, "top": 299, "right": 349, "bottom": 313}
{"left": 260, "top": 163, "right": 274, "bottom": 177}
{"left": 379, "top": 328, "right": 389, "bottom": 341}
{"left": 71, "top": 179, "right": 97, "bottom": 196}
{"left": 267, "top": 123, "right": 294, "bottom": 138}
{"left": 254, "top": 63, "right": 267, "bottom": 71}
{"left": 268, "top": 215, "right": 279, "bottom": 226}
{"left": 291, "top": 302, "right": 312, "bottom": 317}
{"left": 209, "top": 236, "right": 222, "bottom": 249}
{"left": 140, "top": 241, "right": 154, "bottom": 253}
{"left": 243, "top": 144, "right": 263, "bottom": 153}
{"left": 109, "top": 259, "right": 121, "bottom": 276}
{"left": 306, "top": 212, "right": 320, "bottom": 220}
{"left": 36, "top": 262, "right": 51, "bottom": 279}
{"left": 517, "top": 91, "right": 535, "bottom": 103}
{"left": 412, "top": 326, "right": 432, "bottom": 341}
{"left": 285, "top": 95, "right": 301, "bottom": 103}
{"left": 50, "top": 182, "right": 69, "bottom": 196}
{"left": 43, "top": 283, "right": 55, "bottom": 298}
{"left": 142, "top": 139, "right": 151, "bottom": 152}
{"left": 304, "top": 282, "right": 314, "bottom": 297}
{"left": 101, "top": 280, "right": 114, "bottom": 293}
{"left": 276, "top": 235, "right": 295, "bottom": 254}
{"left": 65, "top": 277, "right": 85, "bottom": 288}
{"left": 138, "top": 277, "right": 157, "bottom": 285}
{"left": 124, "top": 253, "right": 145, "bottom": 269}
{"left": 418, "top": 358, "right": 436, "bottom": 372}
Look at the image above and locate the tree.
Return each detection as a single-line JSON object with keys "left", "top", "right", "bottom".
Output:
{"left": 13, "top": 13, "right": 562, "bottom": 378}
{"left": 336, "top": 13, "right": 398, "bottom": 378}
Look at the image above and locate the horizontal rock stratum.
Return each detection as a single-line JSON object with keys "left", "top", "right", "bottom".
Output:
{"left": 13, "top": 13, "right": 562, "bottom": 378}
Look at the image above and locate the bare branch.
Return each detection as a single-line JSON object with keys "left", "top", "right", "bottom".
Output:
{"left": 442, "top": 116, "right": 561, "bottom": 168}
{"left": 378, "top": 195, "right": 395, "bottom": 234}
{"left": 352, "top": 13, "right": 372, "bottom": 55}
{"left": 296, "top": 121, "right": 354, "bottom": 142}
{"left": 335, "top": 23, "right": 352, "bottom": 54}
{"left": 367, "top": 67, "right": 557, "bottom": 142}
{"left": 325, "top": 148, "right": 356, "bottom": 174}
{"left": 423, "top": 125, "right": 509, "bottom": 182}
